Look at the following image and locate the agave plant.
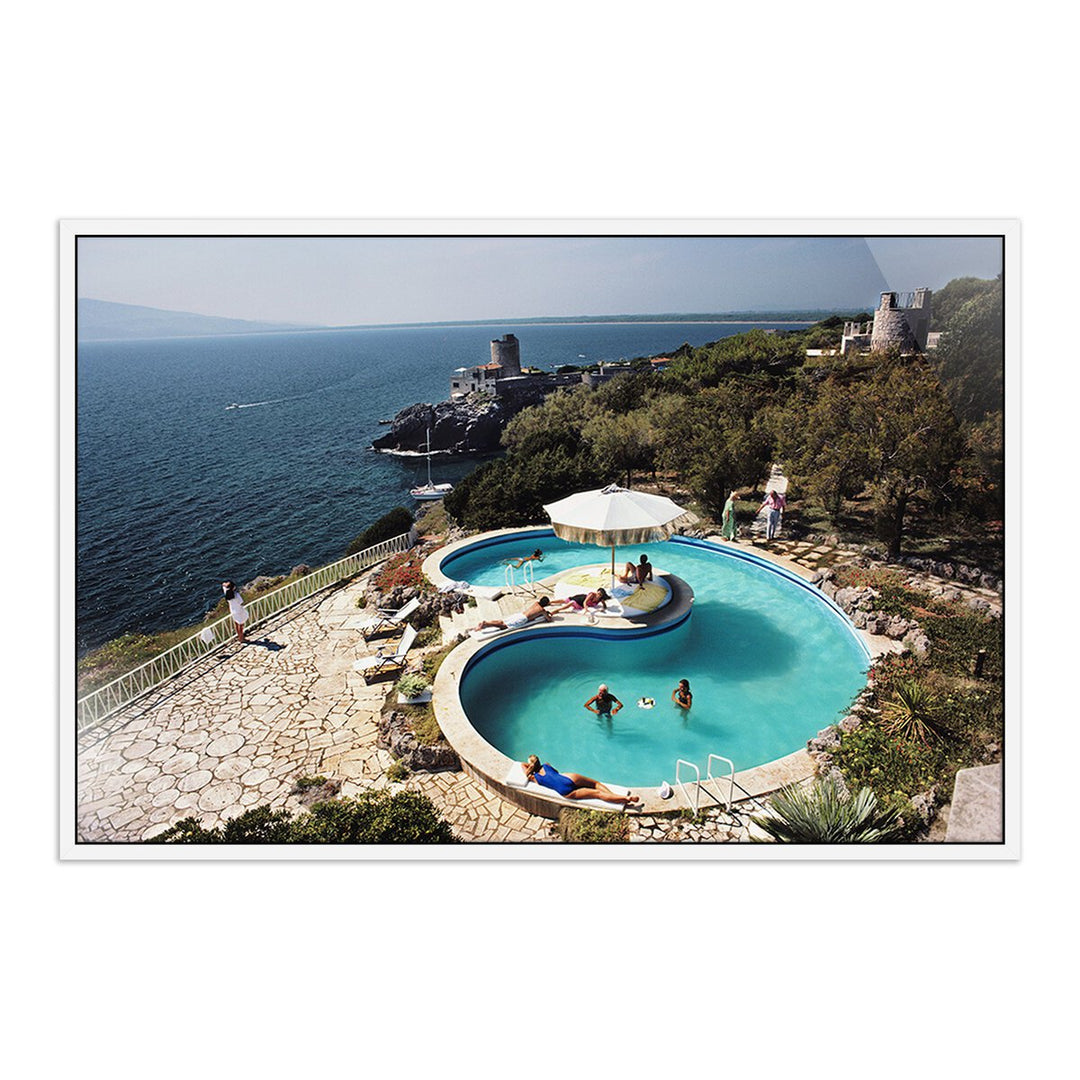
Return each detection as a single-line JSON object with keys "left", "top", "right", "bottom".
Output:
{"left": 750, "top": 775, "right": 905, "bottom": 843}
{"left": 881, "top": 677, "right": 946, "bottom": 744}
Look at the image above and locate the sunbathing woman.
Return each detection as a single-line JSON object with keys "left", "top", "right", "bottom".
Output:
{"left": 550, "top": 587, "right": 609, "bottom": 613}
{"left": 521, "top": 755, "right": 639, "bottom": 806}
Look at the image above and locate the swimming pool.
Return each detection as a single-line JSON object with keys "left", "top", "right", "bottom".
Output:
{"left": 443, "top": 530, "right": 870, "bottom": 789}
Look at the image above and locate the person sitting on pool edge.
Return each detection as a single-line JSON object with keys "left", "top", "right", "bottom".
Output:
{"left": 585, "top": 683, "right": 623, "bottom": 717}
{"left": 521, "top": 755, "right": 639, "bottom": 806}
{"left": 671, "top": 678, "right": 692, "bottom": 710}
{"left": 508, "top": 548, "right": 543, "bottom": 568}
{"left": 618, "top": 553, "right": 653, "bottom": 585}
{"left": 550, "top": 587, "right": 609, "bottom": 613}
{"left": 472, "top": 595, "right": 554, "bottom": 632}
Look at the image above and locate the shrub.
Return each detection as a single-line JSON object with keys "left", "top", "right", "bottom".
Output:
{"left": 395, "top": 673, "right": 431, "bottom": 699}
{"left": 868, "top": 652, "right": 924, "bottom": 698}
{"left": 372, "top": 550, "right": 429, "bottom": 593}
{"left": 149, "top": 805, "right": 294, "bottom": 844}
{"left": 557, "top": 807, "right": 631, "bottom": 843}
{"left": 921, "top": 610, "right": 1003, "bottom": 679}
{"left": 831, "top": 721, "right": 942, "bottom": 812}
{"left": 750, "top": 775, "right": 906, "bottom": 843}
{"left": 290, "top": 790, "right": 456, "bottom": 843}
{"left": 386, "top": 758, "right": 410, "bottom": 782}
{"left": 347, "top": 507, "right": 415, "bottom": 556}
{"left": 147, "top": 790, "right": 455, "bottom": 844}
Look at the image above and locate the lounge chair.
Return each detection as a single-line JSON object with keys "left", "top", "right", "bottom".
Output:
{"left": 358, "top": 596, "right": 421, "bottom": 640}
{"left": 353, "top": 625, "right": 418, "bottom": 684}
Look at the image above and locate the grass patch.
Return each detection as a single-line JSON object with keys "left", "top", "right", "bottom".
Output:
{"left": 421, "top": 641, "right": 458, "bottom": 683}
{"left": 557, "top": 807, "right": 631, "bottom": 843}
{"left": 414, "top": 502, "right": 448, "bottom": 539}
{"left": 403, "top": 703, "right": 444, "bottom": 746}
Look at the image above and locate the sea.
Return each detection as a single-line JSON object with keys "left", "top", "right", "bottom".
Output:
{"left": 76, "top": 320, "right": 809, "bottom": 654}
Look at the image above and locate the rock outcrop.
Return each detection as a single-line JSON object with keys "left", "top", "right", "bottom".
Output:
{"left": 376, "top": 711, "right": 461, "bottom": 773}
{"left": 371, "top": 385, "right": 549, "bottom": 455}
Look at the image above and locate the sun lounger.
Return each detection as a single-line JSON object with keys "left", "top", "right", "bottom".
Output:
{"left": 358, "top": 596, "right": 420, "bottom": 640}
{"left": 503, "top": 761, "right": 634, "bottom": 810}
{"left": 353, "top": 625, "right": 418, "bottom": 684}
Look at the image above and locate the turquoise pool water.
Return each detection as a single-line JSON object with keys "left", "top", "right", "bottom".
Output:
{"left": 452, "top": 532, "right": 871, "bottom": 787}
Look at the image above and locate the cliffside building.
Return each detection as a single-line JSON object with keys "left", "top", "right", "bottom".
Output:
{"left": 451, "top": 333, "right": 523, "bottom": 398}
{"left": 841, "top": 288, "right": 932, "bottom": 356}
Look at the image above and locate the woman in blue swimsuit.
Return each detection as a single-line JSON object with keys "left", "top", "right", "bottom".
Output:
{"left": 521, "top": 755, "right": 639, "bottom": 806}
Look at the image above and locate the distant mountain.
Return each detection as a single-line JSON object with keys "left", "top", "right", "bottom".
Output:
{"left": 77, "top": 299, "right": 318, "bottom": 342}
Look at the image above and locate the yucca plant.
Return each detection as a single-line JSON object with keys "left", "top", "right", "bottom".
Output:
{"left": 881, "top": 677, "right": 947, "bottom": 744}
{"left": 750, "top": 775, "right": 905, "bottom": 843}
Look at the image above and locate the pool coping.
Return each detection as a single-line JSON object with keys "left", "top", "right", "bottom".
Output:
{"left": 426, "top": 526, "right": 882, "bottom": 818}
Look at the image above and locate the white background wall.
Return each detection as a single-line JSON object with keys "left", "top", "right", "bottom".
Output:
{"left": 4, "top": 4, "right": 1066, "bottom": 1079}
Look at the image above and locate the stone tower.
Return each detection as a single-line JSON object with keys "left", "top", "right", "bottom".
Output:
{"left": 870, "top": 288, "right": 932, "bottom": 353}
{"left": 490, "top": 333, "right": 522, "bottom": 377}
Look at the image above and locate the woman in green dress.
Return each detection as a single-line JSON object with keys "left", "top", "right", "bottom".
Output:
{"left": 721, "top": 491, "right": 738, "bottom": 541}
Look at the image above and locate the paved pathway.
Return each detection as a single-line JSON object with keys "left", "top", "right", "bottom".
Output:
{"left": 76, "top": 575, "right": 559, "bottom": 844}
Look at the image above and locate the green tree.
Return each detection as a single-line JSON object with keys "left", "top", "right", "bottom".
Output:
{"left": 932, "top": 277, "right": 1003, "bottom": 423}
{"left": 346, "top": 506, "right": 415, "bottom": 556}
{"left": 861, "top": 359, "right": 967, "bottom": 556}
{"left": 582, "top": 409, "right": 657, "bottom": 488}
{"left": 778, "top": 376, "right": 874, "bottom": 519}
{"left": 650, "top": 385, "right": 772, "bottom": 517}
{"left": 930, "top": 275, "right": 998, "bottom": 331}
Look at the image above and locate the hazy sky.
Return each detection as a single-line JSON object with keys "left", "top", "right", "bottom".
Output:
{"left": 76, "top": 234, "right": 1003, "bottom": 326}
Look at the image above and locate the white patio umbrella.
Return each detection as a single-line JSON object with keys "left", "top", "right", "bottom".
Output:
{"left": 542, "top": 484, "right": 699, "bottom": 586}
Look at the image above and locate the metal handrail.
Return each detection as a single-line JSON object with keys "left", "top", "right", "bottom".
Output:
{"left": 706, "top": 754, "right": 735, "bottom": 813}
{"left": 76, "top": 532, "right": 413, "bottom": 732}
{"left": 675, "top": 759, "right": 701, "bottom": 816}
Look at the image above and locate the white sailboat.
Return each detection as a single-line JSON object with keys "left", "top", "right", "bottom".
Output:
{"left": 411, "top": 425, "right": 453, "bottom": 500}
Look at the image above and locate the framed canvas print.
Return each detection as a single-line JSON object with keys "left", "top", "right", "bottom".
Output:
{"left": 59, "top": 220, "right": 1016, "bottom": 860}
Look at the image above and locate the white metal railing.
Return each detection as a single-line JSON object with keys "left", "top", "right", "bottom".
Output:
{"left": 706, "top": 754, "right": 735, "bottom": 813}
{"left": 675, "top": 759, "right": 701, "bottom": 815}
{"left": 76, "top": 532, "right": 413, "bottom": 733}
{"left": 675, "top": 754, "right": 737, "bottom": 819}
{"left": 503, "top": 558, "right": 536, "bottom": 595}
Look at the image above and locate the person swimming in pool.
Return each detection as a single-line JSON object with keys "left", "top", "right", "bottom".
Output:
{"left": 508, "top": 548, "right": 544, "bottom": 568}
{"left": 521, "top": 755, "right": 639, "bottom": 806}
{"left": 584, "top": 683, "right": 623, "bottom": 717}
{"left": 671, "top": 678, "right": 692, "bottom": 710}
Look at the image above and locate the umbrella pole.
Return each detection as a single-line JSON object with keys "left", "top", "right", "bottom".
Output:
{"left": 611, "top": 544, "right": 616, "bottom": 590}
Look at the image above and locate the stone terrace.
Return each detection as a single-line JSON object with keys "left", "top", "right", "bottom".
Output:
{"left": 76, "top": 533, "right": 997, "bottom": 847}
{"left": 76, "top": 575, "right": 561, "bottom": 843}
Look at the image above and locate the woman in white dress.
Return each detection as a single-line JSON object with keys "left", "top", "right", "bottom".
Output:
{"left": 222, "top": 580, "right": 248, "bottom": 642}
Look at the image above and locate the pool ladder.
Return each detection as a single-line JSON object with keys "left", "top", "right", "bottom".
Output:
{"left": 504, "top": 559, "right": 536, "bottom": 596}
{"left": 675, "top": 754, "right": 735, "bottom": 818}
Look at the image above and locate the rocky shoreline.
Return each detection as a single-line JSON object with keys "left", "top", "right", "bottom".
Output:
{"left": 371, "top": 385, "right": 550, "bottom": 455}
